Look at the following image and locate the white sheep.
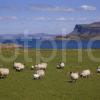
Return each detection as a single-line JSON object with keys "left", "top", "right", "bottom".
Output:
{"left": 13, "top": 62, "right": 25, "bottom": 71}
{"left": 70, "top": 72, "right": 79, "bottom": 82}
{"left": 33, "top": 74, "right": 40, "bottom": 80}
{"left": 97, "top": 66, "right": 100, "bottom": 73}
{"left": 57, "top": 62, "right": 65, "bottom": 69}
{"left": 35, "top": 69, "right": 45, "bottom": 78}
{"left": 80, "top": 69, "right": 91, "bottom": 78}
{"left": 41, "top": 63, "right": 47, "bottom": 70}
{"left": 0, "top": 68, "right": 9, "bottom": 78}
{"left": 35, "top": 63, "right": 47, "bottom": 70}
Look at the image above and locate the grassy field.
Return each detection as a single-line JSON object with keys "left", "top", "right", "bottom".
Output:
{"left": 0, "top": 48, "right": 100, "bottom": 100}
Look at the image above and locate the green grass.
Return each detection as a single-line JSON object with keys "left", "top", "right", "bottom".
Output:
{"left": 0, "top": 48, "right": 100, "bottom": 100}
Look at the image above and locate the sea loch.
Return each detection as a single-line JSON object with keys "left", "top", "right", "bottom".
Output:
{"left": 1, "top": 38, "right": 100, "bottom": 49}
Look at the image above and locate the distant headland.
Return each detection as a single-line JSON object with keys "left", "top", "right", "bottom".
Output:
{"left": 56, "top": 22, "right": 100, "bottom": 40}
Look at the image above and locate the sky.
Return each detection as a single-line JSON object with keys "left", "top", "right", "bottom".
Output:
{"left": 0, "top": 0, "right": 100, "bottom": 34}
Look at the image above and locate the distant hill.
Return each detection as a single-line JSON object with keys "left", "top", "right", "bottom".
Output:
{"left": 27, "top": 33, "right": 57, "bottom": 39}
{"left": 0, "top": 33, "right": 57, "bottom": 40}
{"left": 56, "top": 22, "right": 100, "bottom": 40}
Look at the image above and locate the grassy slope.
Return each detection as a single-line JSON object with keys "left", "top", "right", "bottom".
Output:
{"left": 0, "top": 48, "right": 100, "bottom": 100}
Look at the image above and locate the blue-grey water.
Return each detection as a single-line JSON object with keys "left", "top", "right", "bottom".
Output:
{"left": 0, "top": 38, "right": 100, "bottom": 49}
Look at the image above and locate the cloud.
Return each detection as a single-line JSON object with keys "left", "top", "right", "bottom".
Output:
{"left": 30, "top": 5, "right": 97, "bottom": 12}
{"left": 56, "top": 17, "right": 88, "bottom": 21}
{"left": 32, "top": 17, "right": 69, "bottom": 21}
{"left": 55, "top": 17, "right": 67, "bottom": 21}
{"left": 30, "top": 6, "right": 75, "bottom": 12}
{"left": 32, "top": 16, "right": 91, "bottom": 22}
{"left": 0, "top": 16, "right": 17, "bottom": 21}
{"left": 32, "top": 17, "right": 51, "bottom": 21}
{"left": 0, "top": 16, "right": 95, "bottom": 22}
{"left": 0, "top": 5, "right": 97, "bottom": 12}
{"left": 80, "top": 5, "right": 96, "bottom": 11}
{"left": 55, "top": 17, "right": 75, "bottom": 21}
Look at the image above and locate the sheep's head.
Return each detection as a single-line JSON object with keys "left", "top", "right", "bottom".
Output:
{"left": 70, "top": 72, "right": 72, "bottom": 74}
{"left": 31, "top": 66, "right": 34, "bottom": 69}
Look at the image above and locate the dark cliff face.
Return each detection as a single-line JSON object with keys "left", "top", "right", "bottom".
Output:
{"left": 55, "top": 22, "right": 100, "bottom": 40}
{"left": 73, "top": 23, "right": 100, "bottom": 35}
{"left": 66, "top": 22, "right": 100, "bottom": 40}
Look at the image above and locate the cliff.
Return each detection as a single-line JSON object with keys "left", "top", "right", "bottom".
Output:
{"left": 56, "top": 22, "right": 100, "bottom": 40}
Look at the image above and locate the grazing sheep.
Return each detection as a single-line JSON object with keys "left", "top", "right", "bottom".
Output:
{"left": 36, "top": 70, "right": 45, "bottom": 78}
{"left": 41, "top": 63, "right": 47, "bottom": 70}
{"left": 80, "top": 69, "right": 91, "bottom": 78}
{"left": 97, "top": 66, "right": 100, "bottom": 73}
{"left": 33, "top": 69, "right": 45, "bottom": 80}
{"left": 0, "top": 68, "right": 9, "bottom": 78}
{"left": 33, "top": 74, "right": 40, "bottom": 80}
{"left": 70, "top": 72, "right": 79, "bottom": 82}
{"left": 57, "top": 62, "right": 65, "bottom": 69}
{"left": 35, "top": 63, "right": 47, "bottom": 70}
{"left": 13, "top": 62, "right": 25, "bottom": 71}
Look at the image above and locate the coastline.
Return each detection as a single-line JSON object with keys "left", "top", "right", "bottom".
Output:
{"left": 0, "top": 43, "right": 23, "bottom": 48}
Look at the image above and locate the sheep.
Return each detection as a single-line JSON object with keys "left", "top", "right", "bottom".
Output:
{"left": 97, "top": 66, "right": 100, "bottom": 73}
{"left": 57, "top": 62, "right": 65, "bottom": 69}
{"left": 35, "top": 63, "right": 47, "bottom": 70}
{"left": 35, "top": 69, "right": 45, "bottom": 78}
{"left": 33, "top": 69, "right": 45, "bottom": 80}
{"left": 70, "top": 72, "right": 79, "bottom": 82}
{"left": 33, "top": 74, "right": 40, "bottom": 80}
{"left": 41, "top": 63, "right": 47, "bottom": 70}
{"left": 80, "top": 69, "right": 91, "bottom": 78}
{"left": 0, "top": 68, "right": 9, "bottom": 78}
{"left": 15, "top": 66, "right": 23, "bottom": 71}
{"left": 13, "top": 62, "right": 25, "bottom": 71}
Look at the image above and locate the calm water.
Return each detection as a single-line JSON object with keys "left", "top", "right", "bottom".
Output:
{"left": 0, "top": 38, "right": 100, "bottom": 49}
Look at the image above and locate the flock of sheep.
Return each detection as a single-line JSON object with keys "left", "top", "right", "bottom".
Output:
{"left": 0, "top": 62, "right": 47, "bottom": 79}
{"left": 0, "top": 62, "right": 100, "bottom": 82}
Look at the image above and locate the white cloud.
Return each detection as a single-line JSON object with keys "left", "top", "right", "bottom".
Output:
{"left": 55, "top": 17, "right": 75, "bottom": 21}
{"left": 78, "top": 17, "right": 87, "bottom": 21}
{"left": 0, "top": 16, "right": 17, "bottom": 21}
{"left": 30, "top": 5, "right": 97, "bottom": 12}
{"left": 80, "top": 5, "right": 96, "bottom": 11}
{"left": 0, "top": 16, "right": 94, "bottom": 22}
{"left": 56, "top": 17, "right": 67, "bottom": 21}
{"left": 32, "top": 17, "right": 88, "bottom": 21}
{"left": 32, "top": 17, "right": 68, "bottom": 21}
{"left": 32, "top": 16, "right": 93, "bottom": 21}
{"left": 30, "top": 6, "right": 75, "bottom": 12}
{"left": 0, "top": 5, "right": 97, "bottom": 12}
{"left": 10, "top": 16, "right": 17, "bottom": 20}
{"left": 32, "top": 17, "right": 50, "bottom": 21}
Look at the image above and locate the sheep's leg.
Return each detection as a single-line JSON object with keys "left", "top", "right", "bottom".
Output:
{"left": 43, "top": 68, "right": 46, "bottom": 71}
{"left": 0, "top": 75, "right": 4, "bottom": 79}
{"left": 74, "top": 80, "right": 77, "bottom": 82}
{"left": 87, "top": 75, "right": 89, "bottom": 78}
{"left": 0, "top": 76, "right": 2, "bottom": 79}
{"left": 71, "top": 79, "right": 76, "bottom": 83}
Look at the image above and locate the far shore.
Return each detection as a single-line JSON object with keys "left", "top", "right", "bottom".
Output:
{"left": 0, "top": 43, "right": 23, "bottom": 48}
